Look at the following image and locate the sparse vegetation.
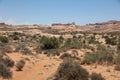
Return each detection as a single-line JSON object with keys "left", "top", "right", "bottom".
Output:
{"left": 16, "top": 60, "right": 25, "bottom": 71}
{"left": 1, "top": 57, "right": 14, "bottom": 68}
{"left": 0, "top": 36, "right": 9, "bottom": 43}
{"left": 60, "top": 52, "right": 80, "bottom": 60}
{"left": 60, "top": 53, "right": 71, "bottom": 59}
{"left": 21, "top": 47, "right": 32, "bottom": 55}
{"left": 90, "top": 72, "right": 105, "bottom": 80}
{"left": 114, "top": 65, "right": 120, "bottom": 71}
{"left": 83, "top": 45, "right": 114, "bottom": 65}
{"left": 38, "top": 36, "right": 60, "bottom": 50}
{"left": 0, "top": 62, "right": 12, "bottom": 79}
{"left": 0, "top": 21, "right": 120, "bottom": 80}
{"left": 104, "top": 35, "right": 117, "bottom": 45}
{"left": 54, "top": 58, "right": 89, "bottom": 80}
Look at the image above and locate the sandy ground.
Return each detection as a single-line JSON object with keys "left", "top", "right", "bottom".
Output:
{"left": 0, "top": 50, "right": 120, "bottom": 80}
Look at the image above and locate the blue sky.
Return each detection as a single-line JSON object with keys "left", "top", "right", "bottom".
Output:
{"left": 0, "top": 0, "right": 120, "bottom": 25}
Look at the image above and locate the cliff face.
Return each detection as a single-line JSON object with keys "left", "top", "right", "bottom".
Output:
{"left": 79, "top": 20, "right": 120, "bottom": 33}
{"left": 0, "top": 23, "right": 9, "bottom": 27}
{"left": 51, "top": 22, "right": 76, "bottom": 27}
{"left": 0, "top": 23, "right": 6, "bottom": 26}
{"left": 0, "top": 20, "right": 120, "bottom": 33}
{"left": 88, "top": 20, "right": 120, "bottom": 26}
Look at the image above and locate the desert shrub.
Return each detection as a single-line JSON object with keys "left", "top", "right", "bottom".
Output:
{"left": 21, "top": 47, "right": 32, "bottom": 55}
{"left": 96, "top": 45, "right": 114, "bottom": 64}
{"left": 35, "top": 46, "right": 42, "bottom": 53}
{"left": 88, "top": 36, "right": 96, "bottom": 44}
{"left": 63, "top": 38, "right": 72, "bottom": 48}
{"left": 60, "top": 53, "right": 71, "bottom": 59}
{"left": 114, "top": 53, "right": 120, "bottom": 65}
{"left": 117, "top": 41, "right": 120, "bottom": 52}
{"left": 45, "top": 49, "right": 61, "bottom": 57}
{"left": 0, "top": 42, "right": 13, "bottom": 54}
{"left": 0, "top": 36, "right": 9, "bottom": 43}
{"left": 83, "top": 52, "right": 97, "bottom": 64}
{"left": 15, "top": 43, "right": 26, "bottom": 52}
{"left": 39, "top": 36, "right": 59, "bottom": 50}
{"left": 2, "top": 45, "right": 13, "bottom": 53}
{"left": 54, "top": 58, "right": 89, "bottom": 80}
{"left": 15, "top": 43, "right": 32, "bottom": 55}
{"left": 0, "top": 50, "right": 5, "bottom": 59}
{"left": 104, "top": 36, "right": 117, "bottom": 45}
{"left": 2, "top": 57, "right": 14, "bottom": 68}
{"left": 0, "top": 62, "right": 12, "bottom": 79}
{"left": 114, "top": 65, "right": 120, "bottom": 71}
{"left": 90, "top": 72, "right": 105, "bottom": 80}
{"left": 59, "top": 35, "right": 64, "bottom": 43}
{"left": 83, "top": 45, "right": 114, "bottom": 65}
{"left": 63, "top": 38, "right": 83, "bottom": 49}
{"left": 13, "top": 35, "right": 19, "bottom": 40}
{"left": 16, "top": 60, "right": 25, "bottom": 71}
{"left": 60, "top": 53, "right": 80, "bottom": 60}
{"left": 73, "top": 35, "right": 77, "bottom": 38}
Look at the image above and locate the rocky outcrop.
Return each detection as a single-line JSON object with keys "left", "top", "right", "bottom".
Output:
{"left": 0, "top": 23, "right": 9, "bottom": 27}
{"left": 0, "top": 23, "right": 6, "bottom": 26}
{"left": 88, "top": 20, "right": 120, "bottom": 26}
{"left": 52, "top": 22, "right": 76, "bottom": 27}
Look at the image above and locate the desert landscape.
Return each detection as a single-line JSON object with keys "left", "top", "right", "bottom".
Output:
{"left": 0, "top": 20, "right": 120, "bottom": 80}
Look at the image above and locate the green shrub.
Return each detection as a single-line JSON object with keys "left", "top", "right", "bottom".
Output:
{"left": 63, "top": 38, "right": 83, "bottom": 49}
{"left": 114, "top": 53, "right": 120, "bottom": 65}
{"left": 58, "top": 35, "right": 64, "bottom": 43}
{"left": 96, "top": 45, "right": 114, "bottom": 64}
{"left": 39, "top": 36, "right": 59, "bottom": 50}
{"left": 117, "top": 41, "right": 120, "bottom": 53}
{"left": 15, "top": 43, "right": 26, "bottom": 52}
{"left": 90, "top": 72, "right": 105, "bottom": 80}
{"left": 54, "top": 58, "right": 89, "bottom": 80}
{"left": 2, "top": 57, "right": 14, "bottom": 68}
{"left": 83, "top": 52, "right": 97, "bottom": 64}
{"left": 0, "top": 36, "right": 9, "bottom": 43}
{"left": 88, "top": 36, "right": 96, "bottom": 44}
{"left": 104, "top": 36, "right": 117, "bottom": 45}
{"left": 13, "top": 35, "right": 19, "bottom": 40}
{"left": 0, "top": 62, "right": 12, "bottom": 79}
{"left": 16, "top": 60, "right": 25, "bottom": 71}
{"left": 83, "top": 45, "right": 114, "bottom": 65}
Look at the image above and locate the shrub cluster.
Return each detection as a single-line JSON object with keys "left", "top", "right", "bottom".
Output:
{"left": 1, "top": 57, "right": 15, "bottom": 68}
{"left": 54, "top": 58, "right": 89, "bottom": 80}
{"left": 15, "top": 43, "right": 32, "bottom": 55}
{"left": 54, "top": 58, "right": 105, "bottom": 80}
{"left": 0, "top": 36, "right": 9, "bottom": 43}
{"left": 0, "top": 56, "right": 14, "bottom": 79}
{"left": 60, "top": 53, "right": 80, "bottom": 60}
{"left": 82, "top": 45, "right": 114, "bottom": 65}
{"left": 39, "top": 36, "right": 59, "bottom": 50}
{"left": 90, "top": 72, "right": 105, "bottom": 80}
{"left": 0, "top": 62, "right": 12, "bottom": 79}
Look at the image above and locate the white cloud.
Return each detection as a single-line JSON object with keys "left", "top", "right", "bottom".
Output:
{"left": 0, "top": 18, "right": 30, "bottom": 25}
{"left": 5, "top": 18, "right": 16, "bottom": 25}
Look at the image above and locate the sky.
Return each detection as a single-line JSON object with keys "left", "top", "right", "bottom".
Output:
{"left": 0, "top": 0, "right": 120, "bottom": 25}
